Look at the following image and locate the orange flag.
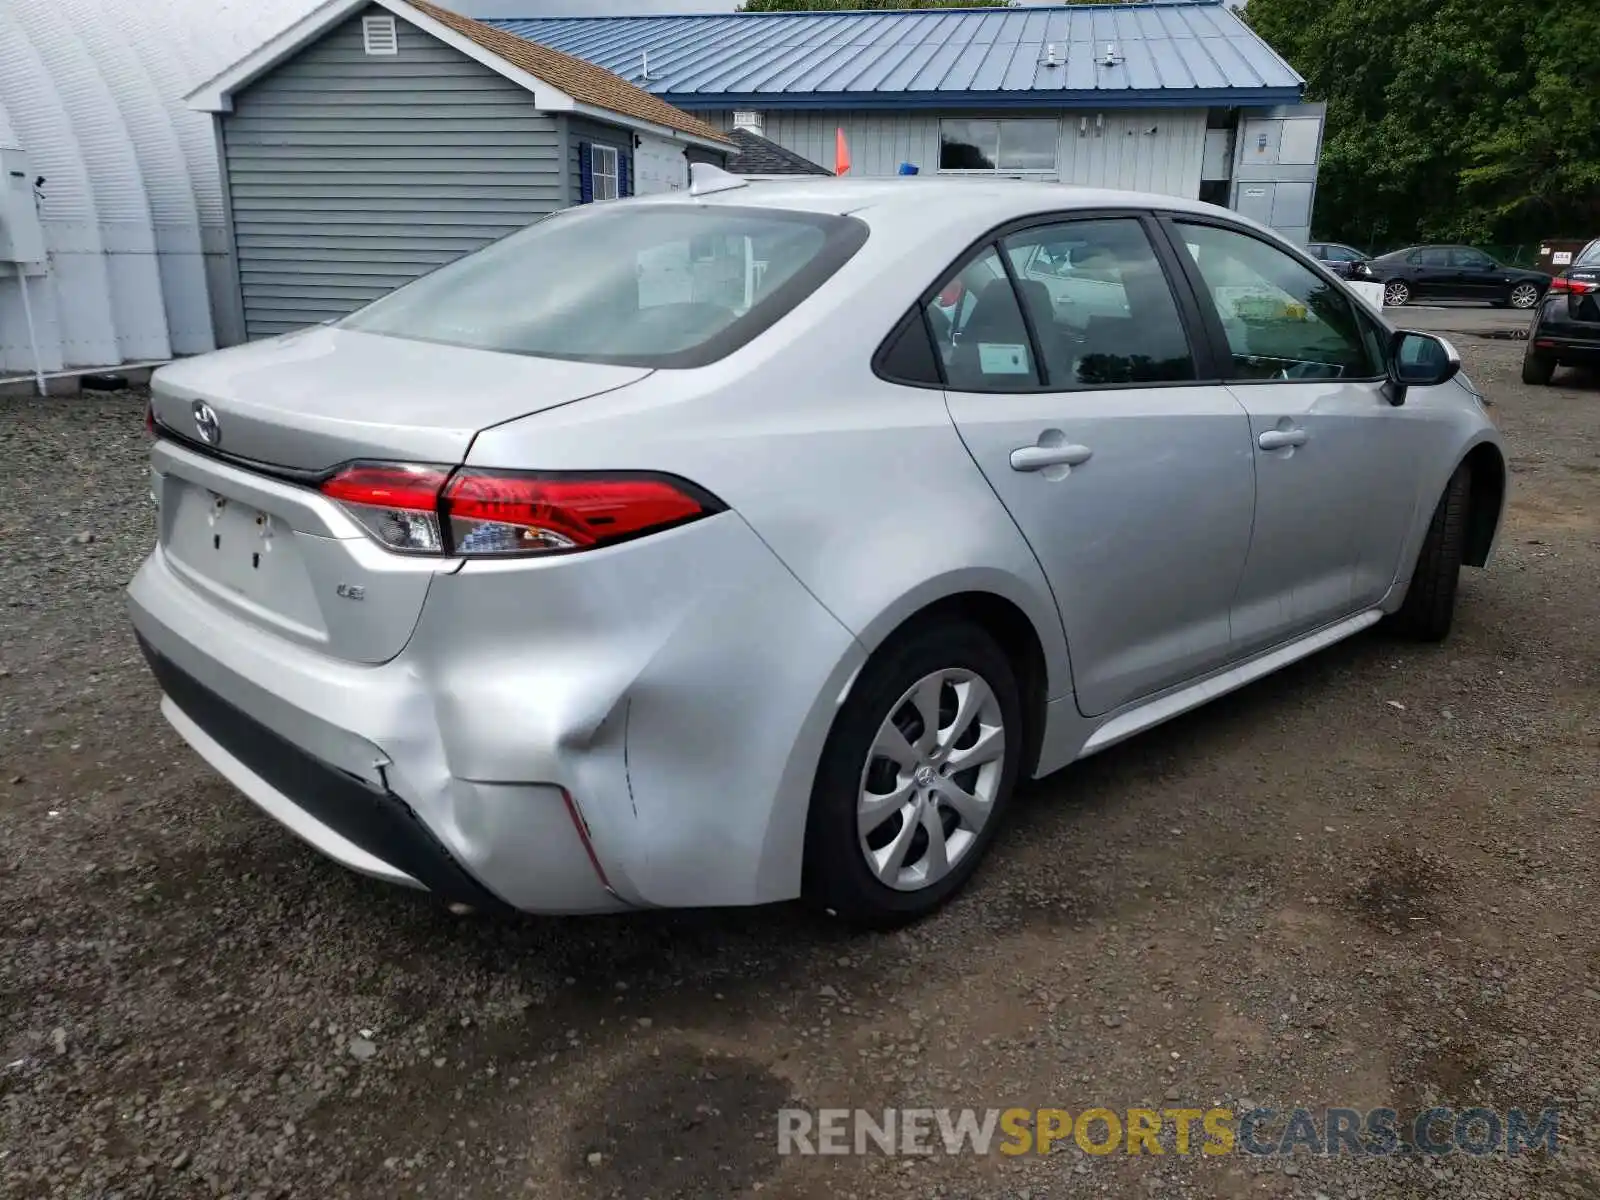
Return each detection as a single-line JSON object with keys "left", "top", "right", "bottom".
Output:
{"left": 835, "top": 128, "right": 851, "bottom": 176}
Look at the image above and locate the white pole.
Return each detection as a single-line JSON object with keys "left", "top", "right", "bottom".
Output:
{"left": 15, "top": 269, "right": 45, "bottom": 396}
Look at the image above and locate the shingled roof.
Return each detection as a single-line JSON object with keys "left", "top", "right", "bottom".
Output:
{"left": 725, "top": 129, "right": 830, "bottom": 178}
{"left": 404, "top": 0, "right": 729, "bottom": 145}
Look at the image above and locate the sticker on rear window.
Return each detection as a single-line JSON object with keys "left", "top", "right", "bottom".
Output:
{"left": 979, "top": 343, "right": 1031, "bottom": 375}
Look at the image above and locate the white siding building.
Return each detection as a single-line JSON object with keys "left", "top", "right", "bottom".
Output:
{"left": 493, "top": 2, "right": 1325, "bottom": 241}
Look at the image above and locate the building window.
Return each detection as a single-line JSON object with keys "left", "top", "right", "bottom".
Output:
{"left": 591, "top": 145, "right": 620, "bottom": 201}
{"left": 939, "top": 119, "right": 1057, "bottom": 173}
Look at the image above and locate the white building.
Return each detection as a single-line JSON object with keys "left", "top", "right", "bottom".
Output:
{"left": 0, "top": 0, "right": 320, "bottom": 376}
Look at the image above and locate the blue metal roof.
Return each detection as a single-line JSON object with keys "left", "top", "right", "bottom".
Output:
{"left": 485, "top": 2, "right": 1303, "bottom": 111}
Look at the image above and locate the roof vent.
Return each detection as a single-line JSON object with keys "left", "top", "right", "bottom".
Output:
{"left": 1042, "top": 43, "right": 1061, "bottom": 68}
{"left": 1100, "top": 42, "right": 1124, "bottom": 67}
{"left": 363, "top": 15, "right": 399, "bottom": 56}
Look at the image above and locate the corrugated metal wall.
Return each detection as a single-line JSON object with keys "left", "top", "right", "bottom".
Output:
{"left": 701, "top": 108, "right": 1207, "bottom": 198}
{"left": 222, "top": 6, "right": 565, "bottom": 339}
{"left": 0, "top": 0, "right": 321, "bottom": 376}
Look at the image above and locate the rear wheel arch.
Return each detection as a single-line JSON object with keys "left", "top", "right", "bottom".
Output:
{"left": 1461, "top": 443, "right": 1507, "bottom": 567}
{"left": 859, "top": 593, "right": 1050, "bottom": 781}
{"left": 801, "top": 593, "right": 1044, "bottom": 923}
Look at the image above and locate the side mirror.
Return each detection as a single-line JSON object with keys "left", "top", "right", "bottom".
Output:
{"left": 1384, "top": 330, "right": 1460, "bottom": 405}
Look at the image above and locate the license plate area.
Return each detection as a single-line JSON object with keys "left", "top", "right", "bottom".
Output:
{"left": 163, "top": 477, "right": 328, "bottom": 640}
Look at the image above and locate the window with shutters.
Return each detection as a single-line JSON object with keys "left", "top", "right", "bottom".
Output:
{"left": 591, "top": 145, "right": 620, "bottom": 202}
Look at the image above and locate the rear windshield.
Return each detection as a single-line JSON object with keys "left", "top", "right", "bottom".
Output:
{"left": 1575, "top": 240, "right": 1600, "bottom": 268}
{"left": 342, "top": 203, "right": 868, "bottom": 368}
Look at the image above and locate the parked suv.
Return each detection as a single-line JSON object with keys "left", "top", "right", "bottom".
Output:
{"left": 1306, "top": 241, "right": 1372, "bottom": 281}
{"left": 1369, "top": 245, "right": 1551, "bottom": 309}
{"left": 1522, "top": 237, "right": 1600, "bottom": 385}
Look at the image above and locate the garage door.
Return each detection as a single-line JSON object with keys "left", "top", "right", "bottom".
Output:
{"left": 634, "top": 135, "right": 688, "bottom": 196}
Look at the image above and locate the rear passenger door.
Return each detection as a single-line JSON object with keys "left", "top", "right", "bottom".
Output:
{"left": 1410, "top": 247, "right": 1454, "bottom": 298}
{"left": 1164, "top": 217, "right": 1408, "bottom": 654}
{"left": 930, "top": 214, "right": 1257, "bottom": 718}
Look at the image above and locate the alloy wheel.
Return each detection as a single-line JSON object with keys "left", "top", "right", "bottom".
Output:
{"left": 856, "top": 668, "right": 1005, "bottom": 892}
{"left": 1384, "top": 281, "right": 1410, "bottom": 307}
{"left": 1510, "top": 283, "right": 1540, "bottom": 309}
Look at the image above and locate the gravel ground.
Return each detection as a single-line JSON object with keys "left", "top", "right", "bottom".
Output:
{"left": 1, "top": 339, "right": 1597, "bottom": 1200}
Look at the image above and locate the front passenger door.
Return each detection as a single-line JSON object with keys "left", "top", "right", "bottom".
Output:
{"left": 1168, "top": 218, "right": 1406, "bottom": 655}
{"left": 1449, "top": 247, "right": 1501, "bottom": 300}
{"left": 934, "top": 215, "right": 1257, "bottom": 718}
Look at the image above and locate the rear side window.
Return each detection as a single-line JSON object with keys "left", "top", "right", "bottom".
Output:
{"left": 1176, "top": 221, "right": 1379, "bottom": 381}
{"left": 1413, "top": 247, "right": 1451, "bottom": 267}
{"left": 342, "top": 205, "right": 868, "bottom": 368}
{"left": 1002, "top": 218, "right": 1196, "bottom": 387}
{"left": 924, "top": 246, "right": 1039, "bottom": 392}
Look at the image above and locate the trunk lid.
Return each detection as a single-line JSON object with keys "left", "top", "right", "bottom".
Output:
{"left": 149, "top": 326, "right": 652, "bottom": 472}
{"left": 1564, "top": 269, "right": 1600, "bottom": 324}
{"left": 147, "top": 328, "right": 652, "bottom": 663}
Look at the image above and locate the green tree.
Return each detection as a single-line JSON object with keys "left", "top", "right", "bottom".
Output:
{"left": 737, "top": 0, "right": 1011, "bottom": 10}
{"left": 1244, "top": 0, "right": 1600, "bottom": 249}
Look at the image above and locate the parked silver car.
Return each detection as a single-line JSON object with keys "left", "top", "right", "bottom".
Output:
{"left": 129, "top": 172, "right": 1506, "bottom": 925}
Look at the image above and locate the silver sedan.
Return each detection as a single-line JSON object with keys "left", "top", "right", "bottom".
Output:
{"left": 129, "top": 171, "right": 1505, "bottom": 925}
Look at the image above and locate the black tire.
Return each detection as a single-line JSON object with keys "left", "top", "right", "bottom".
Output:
{"left": 1393, "top": 465, "right": 1471, "bottom": 642}
{"left": 1383, "top": 280, "right": 1411, "bottom": 307}
{"left": 1521, "top": 350, "right": 1556, "bottom": 386}
{"left": 802, "top": 620, "right": 1023, "bottom": 927}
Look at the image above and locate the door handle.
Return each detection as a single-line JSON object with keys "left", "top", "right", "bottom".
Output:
{"left": 1010, "top": 444, "right": 1093, "bottom": 472}
{"left": 1258, "top": 428, "right": 1308, "bottom": 450}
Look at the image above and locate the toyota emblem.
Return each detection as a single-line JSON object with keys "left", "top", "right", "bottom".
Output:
{"left": 192, "top": 400, "right": 221, "bottom": 446}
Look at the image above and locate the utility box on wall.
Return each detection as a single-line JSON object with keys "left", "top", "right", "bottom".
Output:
{"left": 1230, "top": 103, "right": 1325, "bottom": 246}
{"left": 0, "top": 147, "right": 46, "bottom": 265}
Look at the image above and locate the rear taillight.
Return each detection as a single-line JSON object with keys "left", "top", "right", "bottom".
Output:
{"left": 1550, "top": 276, "right": 1597, "bottom": 294}
{"left": 318, "top": 464, "right": 720, "bottom": 557}
{"left": 144, "top": 401, "right": 155, "bottom": 435}
{"left": 443, "top": 472, "right": 711, "bottom": 554}
{"left": 321, "top": 463, "right": 451, "bottom": 553}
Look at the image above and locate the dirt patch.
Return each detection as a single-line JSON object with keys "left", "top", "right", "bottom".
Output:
{"left": 1346, "top": 843, "right": 1455, "bottom": 933}
{"left": 568, "top": 1047, "right": 791, "bottom": 1199}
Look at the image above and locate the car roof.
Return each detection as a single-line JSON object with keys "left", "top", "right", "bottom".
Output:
{"left": 628, "top": 176, "right": 1237, "bottom": 226}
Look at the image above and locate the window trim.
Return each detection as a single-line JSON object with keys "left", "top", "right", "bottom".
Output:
{"left": 591, "top": 144, "right": 621, "bottom": 202}
{"left": 1153, "top": 212, "right": 1389, "bottom": 387}
{"left": 937, "top": 118, "right": 1060, "bottom": 175}
{"left": 872, "top": 208, "right": 1222, "bottom": 393}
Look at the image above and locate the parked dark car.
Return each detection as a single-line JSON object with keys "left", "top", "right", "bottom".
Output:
{"left": 1369, "top": 245, "right": 1551, "bottom": 309}
{"left": 1306, "top": 241, "right": 1372, "bottom": 280}
{"left": 1522, "top": 237, "right": 1600, "bottom": 385}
